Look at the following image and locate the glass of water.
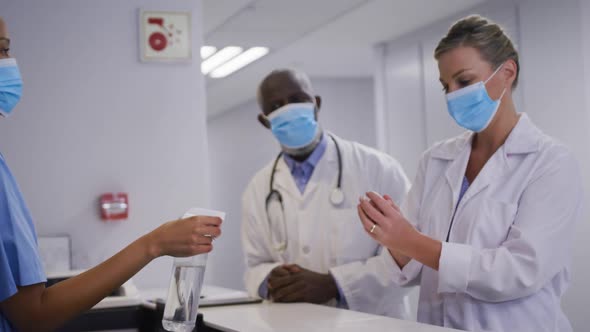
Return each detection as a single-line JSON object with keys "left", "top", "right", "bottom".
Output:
{"left": 161, "top": 208, "right": 225, "bottom": 332}
{"left": 162, "top": 259, "right": 206, "bottom": 332}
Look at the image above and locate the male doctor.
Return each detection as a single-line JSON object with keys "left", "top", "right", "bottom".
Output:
{"left": 241, "top": 69, "right": 413, "bottom": 318}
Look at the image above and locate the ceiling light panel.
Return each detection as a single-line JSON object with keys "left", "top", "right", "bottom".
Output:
{"left": 201, "top": 46, "right": 243, "bottom": 74}
{"left": 210, "top": 47, "right": 269, "bottom": 78}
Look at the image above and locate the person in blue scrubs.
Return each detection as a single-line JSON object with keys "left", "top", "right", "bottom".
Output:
{"left": 0, "top": 17, "right": 222, "bottom": 331}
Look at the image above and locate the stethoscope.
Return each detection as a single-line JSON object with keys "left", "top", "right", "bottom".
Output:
{"left": 265, "top": 134, "right": 344, "bottom": 252}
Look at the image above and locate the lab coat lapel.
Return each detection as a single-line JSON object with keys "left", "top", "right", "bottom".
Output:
{"left": 302, "top": 135, "right": 338, "bottom": 203}
{"left": 274, "top": 158, "right": 302, "bottom": 201}
{"left": 436, "top": 133, "right": 472, "bottom": 209}
{"left": 459, "top": 114, "right": 539, "bottom": 205}
{"left": 460, "top": 148, "right": 509, "bottom": 205}
{"left": 445, "top": 149, "right": 471, "bottom": 209}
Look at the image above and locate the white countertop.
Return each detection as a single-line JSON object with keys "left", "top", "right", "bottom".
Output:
{"left": 200, "top": 302, "right": 461, "bottom": 332}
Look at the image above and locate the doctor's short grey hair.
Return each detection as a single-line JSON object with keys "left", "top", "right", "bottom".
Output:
{"left": 435, "top": 15, "right": 520, "bottom": 89}
{"left": 256, "top": 68, "right": 315, "bottom": 104}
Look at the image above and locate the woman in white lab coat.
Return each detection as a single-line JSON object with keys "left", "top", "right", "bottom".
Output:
{"left": 358, "top": 15, "right": 583, "bottom": 332}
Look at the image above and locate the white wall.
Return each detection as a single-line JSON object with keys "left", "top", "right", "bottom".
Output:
{"left": 0, "top": 0, "right": 208, "bottom": 289}
{"left": 206, "top": 77, "right": 376, "bottom": 290}
{"left": 584, "top": 1, "right": 590, "bottom": 124}
{"left": 376, "top": 0, "right": 590, "bottom": 330}
{"left": 518, "top": 3, "right": 590, "bottom": 329}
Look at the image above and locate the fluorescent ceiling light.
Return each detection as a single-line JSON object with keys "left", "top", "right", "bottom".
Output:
{"left": 200, "top": 46, "right": 217, "bottom": 59}
{"left": 201, "top": 46, "right": 242, "bottom": 75}
{"left": 210, "top": 47, "right": 269, "bottom": 78}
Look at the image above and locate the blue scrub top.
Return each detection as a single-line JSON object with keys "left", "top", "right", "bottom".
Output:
{"left": 0, "top": 153, "right": 46, "bottom": 331}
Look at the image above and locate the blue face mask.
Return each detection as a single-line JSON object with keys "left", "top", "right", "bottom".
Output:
{"left": 267, "top": 102, "right": 319, "bottom": 149}
{"left": 446, "top": 64, "right": 506, "bottom": 132}
{"left": 0, "top": 58, "right": 23, "bottom": 117}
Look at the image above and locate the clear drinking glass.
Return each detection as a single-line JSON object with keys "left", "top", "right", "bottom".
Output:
{"left": 162, "top": 208, "right": 225, "bottom": 332}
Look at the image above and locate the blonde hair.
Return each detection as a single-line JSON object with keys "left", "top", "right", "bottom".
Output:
{"left": 435, "top": 15, "right": 520, "bottom": 88}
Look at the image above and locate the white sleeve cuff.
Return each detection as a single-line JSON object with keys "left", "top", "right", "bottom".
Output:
{"left": 245, "top": 262, "right": 281, "bottom": 298}
{"left": 381, "top": 248, "right": 422, "bottom": 286}
{"left": 438, "top": 242, "right": 474, "bottom": 294}
{"left": 329, "top": 251, "right": 414, "bottom": 319}
{"left": 329, "top": 261, "right": 357, "bottom": 305}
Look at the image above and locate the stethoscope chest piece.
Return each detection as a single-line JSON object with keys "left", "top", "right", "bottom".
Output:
{"left": 330, "top": 188, "right": 344, "bottom": 206}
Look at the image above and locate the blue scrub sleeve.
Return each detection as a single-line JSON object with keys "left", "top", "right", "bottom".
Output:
{"left": 258, "top": 276, "right": 270, "bottom": 299}
{"left": 331, "top": 272, "right": 348, "bottom": 308}
{"left": 0, "top": 155, "right": 46, "bottom": 303}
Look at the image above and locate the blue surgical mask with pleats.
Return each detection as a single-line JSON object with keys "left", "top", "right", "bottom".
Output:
{"left": 446, "top": 64, "right": 506, "bottom": 132}
{"left": 267, "top": 102, "right": 318, "bottom": 149}
{"left": 0, "top": 58, "right": 23, "bottom": 117}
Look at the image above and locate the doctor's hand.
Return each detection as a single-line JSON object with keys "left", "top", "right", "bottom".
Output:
{"left": 267, "top": 264, "right": 338, "bottom": 304}
{"left": 357, "top": 192, "right": 417, "bottom": 253}
{"left": 142, "top": 216, "right": 222, "bottom": 259}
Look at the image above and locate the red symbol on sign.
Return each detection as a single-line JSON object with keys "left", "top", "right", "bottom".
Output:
{"left": 147, "top": 17, "right": 182, "bottom": 52}
{"left": 149, "top": 32, "right": 167, "bottom": 51}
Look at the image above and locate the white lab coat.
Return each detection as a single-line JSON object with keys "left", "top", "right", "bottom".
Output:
{"left": 383, "top": 114, "right": 583, "bottom": 331}
{"left": 241, "top": 133, "right": 413, "bottom": 319}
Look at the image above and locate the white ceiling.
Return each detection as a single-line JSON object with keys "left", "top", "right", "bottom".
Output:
{"left": 202, "top": 0, "right": 486, "bottom": 117}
